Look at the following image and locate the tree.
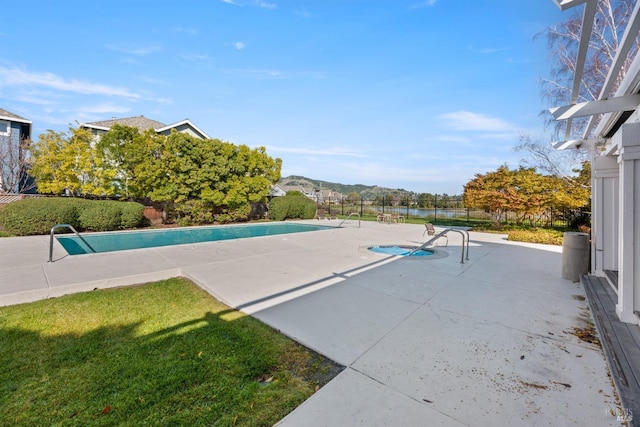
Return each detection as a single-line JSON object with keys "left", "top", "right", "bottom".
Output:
{"left": 346, "top": 191, "right": 360, "bottom": 204}
{"left": 134, "top": 131, "right": 281, "bottom": 224}
{"left": 463, "top": 165, "right": 517, "bottom": 227}
{"left": 463, "top": 165, "right": 588, "bottom": 228}
{"left": 518, "top": 1, "right": 638, "bottom": 185}
{"left": 539, "top": 0, "right": 638, "bottom": 137}
{"left": 514, "top": 132, "right": 589, "bottom": 186}
{"left": 0, "top": 132, "right": 34, "bottom": 193}
{"left": 30, "top": 127, "right": 118, "bottom": 196}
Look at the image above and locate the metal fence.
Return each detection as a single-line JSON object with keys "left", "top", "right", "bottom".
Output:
{"left": 316, "top": 196, "right": 579, "bottom": 228}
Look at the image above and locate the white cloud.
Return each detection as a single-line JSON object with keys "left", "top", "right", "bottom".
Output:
{"left": 267, "top": 145, "right": 370, "bottom": 158}
{"left": 220, "top": 0, "right": 275, "bottom": 7}
{"left": 74, "top": 103, "right": 131, "bottom": 115}
{"left": 105, "top": 44, "right": 162, "bottom": 55}
{"left": 172, "top": 26, "right": 198, "bottom": 36}
{"left": 468, "top": 45, "right": 510, "bottom": 54}
{"left": 437, "top": 111, "right": 515, "bottom": 133}
{"left": 0, "top": 66, "right": 140, "bottom": 99}
{"left": 180, "top": 54, "right": 210, "bottom": 64}
{"left": 410, "top": 0, "right": 438, "bottom": 9}
{"left": 253, "top": 0, "right": 277, "bottom": 8}
{"left": 235, "top": 41, "right": 246, "bottom": 50}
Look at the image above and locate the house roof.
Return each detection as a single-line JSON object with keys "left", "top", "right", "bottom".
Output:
{"left": 0, "top": 108, "right": 32, "bottom": 124}
{"left": 82, "top": 115, "right": 168, "bottom": 132}
{"left": 81, "top": 115, "right": 210, "bottom": 139}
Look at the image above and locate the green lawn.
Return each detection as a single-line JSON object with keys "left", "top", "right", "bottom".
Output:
{"left": 0, "top": 278, "right": 341, "bottom": 426}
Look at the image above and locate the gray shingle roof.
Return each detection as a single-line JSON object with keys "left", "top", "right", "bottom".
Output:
{"left": 0, "top": 108, "right": 31, "bottom": 123}
{"left": 84, "top": 115, "right": 167, "bottom": 132}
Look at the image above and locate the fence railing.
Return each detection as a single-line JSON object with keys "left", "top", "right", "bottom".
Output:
{"left": 315, "top": 197, "right": 578, "bottom": 228}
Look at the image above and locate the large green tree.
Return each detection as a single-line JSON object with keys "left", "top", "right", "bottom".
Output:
{"left": 31, "top": 125, "right": 282, "bottom": 224}
{"left": 463, "top": 165, "right": 588, "bottom": 228}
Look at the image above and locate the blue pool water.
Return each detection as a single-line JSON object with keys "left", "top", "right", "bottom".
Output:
{"left": 368, "top": 245, "right": 434, "bottom": 257}
{"left": 56, "top": 223, "right": 333, "bottom": 255}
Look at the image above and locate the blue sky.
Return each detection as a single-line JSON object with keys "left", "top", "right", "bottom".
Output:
{"left": 1, "top": 0, "right": 565, "bottom": 195}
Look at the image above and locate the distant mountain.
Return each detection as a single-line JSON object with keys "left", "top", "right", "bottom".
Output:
{"left": 277, "top": 175, "right": 416, "bottom": 199}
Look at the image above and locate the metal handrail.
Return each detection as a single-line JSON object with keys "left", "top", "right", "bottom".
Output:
{"left": 49, "top": 224, "right": 95, "bottom": 262}
{"left": 337, "top": 212, "right": 361, "bottom": 228}
{"left": 410, "top": 227, "right": 468, "bottom": 263}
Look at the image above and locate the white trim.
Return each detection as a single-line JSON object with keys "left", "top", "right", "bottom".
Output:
{"left": 0, "top": 115, "right": 31, "bottom": 125}
{"left": 552, "top": 0, "right": 588, "bottom": 11}
{"left": 157, "top": 119, "right": 211, "bottom": 139}
{"left": 79, "top": 123, "right": 111, "bottom": 132}
{"left": 550, "top": 94, "right": 640, "bottom": 121}
{"left": 552, "top": 138, "right": 603, "bottom": 150}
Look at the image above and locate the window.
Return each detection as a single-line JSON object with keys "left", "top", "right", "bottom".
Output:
{"left": 0, "top": 121, "right": 9, "bottom": 136}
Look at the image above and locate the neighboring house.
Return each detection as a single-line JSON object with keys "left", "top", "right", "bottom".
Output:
{"left": 0, "top": 108, "right": 33, "bottom": 193}
{"left": 277, "top": 184, "right": 344, "bottom": 204}
{"left": 268, "top": 184, "right": 287, "bottom": 199}
{"left": 550, "top": 1, "right": 639, "bottom": 326}
{"left": 80, "top": 115, "right": 210, "bottom": 140}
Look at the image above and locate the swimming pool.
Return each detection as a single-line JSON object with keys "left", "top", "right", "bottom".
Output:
{"left": 368, "top": 245, "right": 434, "bottom": 257}
{"left": 56, "top": 222, "right": 333, "bottom": 255}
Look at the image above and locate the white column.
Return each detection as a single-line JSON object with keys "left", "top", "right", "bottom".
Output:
{"left": 591, "top": 155, "right": 618, "bottom": 276}
{"left": 616, "top": 123, "right": 640, "bottom": 325}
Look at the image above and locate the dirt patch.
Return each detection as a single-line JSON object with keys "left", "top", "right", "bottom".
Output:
{"left": 519, "top": 380, "right": 548, "bottom": 390}
{"left": 570, "top": 326, "right": 601, "bottom": 346}
{"left": 573, "top": 295, "right": 586, "bottom": 301}
{"left": 301, "top": 350, "right": 345, "bottom": 388}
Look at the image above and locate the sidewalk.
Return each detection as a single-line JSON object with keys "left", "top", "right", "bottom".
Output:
{"left": 0, "top": 221, "right": 622, "bottom": 425}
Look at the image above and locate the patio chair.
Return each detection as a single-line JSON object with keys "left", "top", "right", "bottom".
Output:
{"left": 376, "top": 213, "right": 385, "bottom": 223}
{"left": 423, "top": 222, "right": 435, "bottom": 236}
{"left": 329, "top": 213, "right": 338, "bottom": 220}
{"left": 316, "top": 209, "right": 327, "bottom": 220}
{"left": 423, "top": 223, "right": 447, "bottom": 246}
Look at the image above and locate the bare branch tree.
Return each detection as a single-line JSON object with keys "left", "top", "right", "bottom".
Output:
{"left": 514, "top": 132, "right": 590, "bottom": 188}
{"left": 538, "top": 0, "right": 639, "bottom": 138}
{"left": 518, "top": 1, "right": 639, "bottom": 181}
{"left": 0, "top": 133, "right": 35, "bottom": 193}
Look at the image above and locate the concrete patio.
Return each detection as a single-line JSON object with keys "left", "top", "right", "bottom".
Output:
{"left": 0, "top": 220, "right": 624, "bottom": 425}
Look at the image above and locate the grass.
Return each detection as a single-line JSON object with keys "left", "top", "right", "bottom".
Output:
{"left": 0, "top": 278, "right": 342, "bottom": 426}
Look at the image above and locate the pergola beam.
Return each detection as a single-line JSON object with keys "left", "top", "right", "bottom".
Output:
{"left": 581, "top": 0, "right": 640, "bottom": 140}
{"left": 552, "top": 0, "right": 588, "bottom": 11}
{"left": 550, "top": 94, "right": 640, "bottom": 120}
{"left": 552, "top": 138, "right": 604, "bottom": 150}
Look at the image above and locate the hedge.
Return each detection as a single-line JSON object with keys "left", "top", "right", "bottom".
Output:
{"left": 268, "top": 194, "right": 316, "bottom": 221}
{"left": 0, "top": 198, "right": 144, "bottom": 236}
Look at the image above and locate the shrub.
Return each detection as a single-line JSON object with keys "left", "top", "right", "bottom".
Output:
{"left": 217, "top": 203, "right": 251, "bottom": 224}
{"left": 0, "top": 198, "right": 84, "bottom": 235}
{"left": 507, "top": 228, "right": 564, "bottom": 245}
{"left": 120, "top": 202, "right": 145, "bottom": 229}
{"left": 0, "top": 198, "right": 145, "bottom": 236}
{"left": 175, "top": 200, "right": 214, "bottom": 226}
{"left": 78, "top": 202, "right": 123, "bottom": 232}
{"left": 268, "top": 194, "right": 316, "bottom": 221}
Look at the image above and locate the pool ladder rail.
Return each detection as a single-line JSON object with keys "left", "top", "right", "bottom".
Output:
{"left": 337, "top": 212, "right": 361, "bottom": 228}
{"left": 410, "top": 227, "right": 470, "bottom": 263}
{"left": 49, "top": 224, "right": 96, "bottom": 262}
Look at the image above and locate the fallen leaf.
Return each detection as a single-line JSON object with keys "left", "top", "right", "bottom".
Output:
{"left": 198, "top": 351, "right": 203, "bottom": 358}
{"left": 101, "top": 405, "right": 112, "bottom": 414}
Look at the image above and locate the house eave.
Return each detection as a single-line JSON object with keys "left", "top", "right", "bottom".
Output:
{"left": 0, "top": 115, "right": 32, "bottom": 125}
